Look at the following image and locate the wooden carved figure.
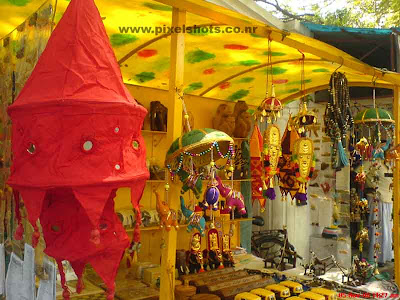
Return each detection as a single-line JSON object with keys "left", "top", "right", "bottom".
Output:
{"left": 213, "top": 104, "right": 235, "bottom": 136}
{"left": 154, "top": 191, "right": 179, "bottom": 231}
{"left": 233, "top": 101, "right": 252, "bottom": 138}
{"left": 150, "top": 101, "right": 167, "bottom": 132}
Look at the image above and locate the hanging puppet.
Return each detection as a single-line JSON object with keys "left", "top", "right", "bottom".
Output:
{"left": 278, "top": 116, "right": 301, "bottom": 203}
{"left": 292, "top": 138, "right": 315, "bottom": 206}
{"left": 204, "top": 224, "right": 224, "bottom": 270}
{"left": 7, "top": 0, "right": 149, "bottom": 299}
{"left": 262, "top": 124, "right": 282, "bottom": 202}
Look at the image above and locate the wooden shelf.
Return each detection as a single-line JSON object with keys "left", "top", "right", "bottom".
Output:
{"left": 233, "top": 137, "right": 249, "bottom": 141}
{"left": 221, "top": 178, "right": 252, "bottom": 182}
{"left": 125, "top": 218, "right": 253, "bottom": 233}
{"left": 141, "top": 129, "right": 167, "bottom": 134}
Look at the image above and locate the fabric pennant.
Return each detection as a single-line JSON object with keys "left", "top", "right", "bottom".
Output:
{"left": 73, "top": 187, "right": 112, "bottom": 244}
{"left": 19, "top": 188, "right": 46, "bottom": 247}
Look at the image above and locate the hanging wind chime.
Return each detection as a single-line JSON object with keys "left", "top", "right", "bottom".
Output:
{"left": 251, "top": 38, "right": 283, "bottom": 211}
{"left": 255, "top": 38, "right": 283, "bottom": 124}
{"left": 286, "top": 54, "right": 316, "bottom": 206}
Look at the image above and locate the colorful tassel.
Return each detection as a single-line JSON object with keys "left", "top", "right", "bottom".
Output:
{"left": 264, "top": 187, "right": 276, "bottom": 200}
{"left": 295, "top": 192, "right": 307, "bottom": 206}
{"left": 338, "top": 140, "right": 349, "bottom": 166}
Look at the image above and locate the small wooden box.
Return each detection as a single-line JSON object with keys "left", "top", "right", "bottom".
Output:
{"left": 132, "top": 262, "right": 160, "bottom": 280}
{"left": 143, "top": 267, "right": 161, "bottom": 287}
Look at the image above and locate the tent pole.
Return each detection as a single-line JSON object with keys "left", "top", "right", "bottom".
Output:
{"left": 160, "top": 7, "right": 186, "bottom": 300}
{"left": 393, "top": 86, "right": 400, "bottom": 288}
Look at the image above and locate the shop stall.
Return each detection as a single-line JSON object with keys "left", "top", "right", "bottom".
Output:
{"left": 1, "top": 0, "right": 400, "bottom": 299}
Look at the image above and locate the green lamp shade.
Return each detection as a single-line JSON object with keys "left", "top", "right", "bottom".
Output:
{"left": 354, "top": 108, "right": 394, "bottom": 125}
{"left": 165, "top": 128, "right": 234, "bottom": 171}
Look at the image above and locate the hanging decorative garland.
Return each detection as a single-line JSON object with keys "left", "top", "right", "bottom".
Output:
{"left": 324, "top": 72, "right": 354, "bottom": 169}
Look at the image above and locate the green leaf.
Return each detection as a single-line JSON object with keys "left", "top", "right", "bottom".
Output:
{"left": 186, "top": 50, "right": 216, "bottom": 64}
{"left": 227, "top": 89, "right": 250, "bottom": 101}
{"left": 135, "top": 72, "right": 155, "bottom": 83}
{"left": 110, "top": 34, "right": 138, "bottom": 47}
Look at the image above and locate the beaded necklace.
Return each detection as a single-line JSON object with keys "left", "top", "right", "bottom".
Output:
{"left": 324, "top": 72, "right": 354, "bottom": 169}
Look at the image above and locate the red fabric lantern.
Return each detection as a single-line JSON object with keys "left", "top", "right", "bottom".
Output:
{"left": 7, "top": 0, "right": 149, "bottom": 299}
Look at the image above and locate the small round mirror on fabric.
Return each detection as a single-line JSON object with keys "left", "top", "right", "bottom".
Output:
{"left": 83, "top": 141, "right": 93, "bottom": 152}
{"left": 27, "top": 143, "right": 36, "bottom": 154}
{"left": 132, "top": 140, "right": 140, "bottom": 150}
{"left": 114, "top": 127, "right": 120, "bottom": 133}
{"left": 115, "top": 164, "right": 121, "bottom": 170}
{"left": 51, "top": 225, "right": 60, "bottom": 232}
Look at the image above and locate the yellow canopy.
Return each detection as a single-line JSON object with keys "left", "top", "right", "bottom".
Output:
{"left": 1, "top": 0, "right": 399, "bottom": 106}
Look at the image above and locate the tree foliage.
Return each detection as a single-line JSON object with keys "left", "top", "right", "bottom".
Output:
{"left": 255, "top": 0, "right": 400, "bottom": 28}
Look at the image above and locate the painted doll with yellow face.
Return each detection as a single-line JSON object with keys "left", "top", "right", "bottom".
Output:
{"left": 292, "top": 137, "right": 315, "bottom": 205}
{"left": 262, "top": 124, "right": 282, "bottom": 204}
{"left": 189, "top": 232, "right": 205, "bottom": 273}
{"left": 205, "top": 226, "right": 224, "bottom": 270}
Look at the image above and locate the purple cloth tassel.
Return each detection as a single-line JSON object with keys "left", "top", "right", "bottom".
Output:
{"left": 295, "top": 192, "right": 307, "bottom": 206}
{"left": 265, "top": 187, "right": 276, "bottom": 200}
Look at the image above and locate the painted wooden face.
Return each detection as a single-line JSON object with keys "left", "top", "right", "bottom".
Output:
{"left": 295, "top": 138, "right": 313, "bottom": 178}
{"left": 264, "top": 125, "right": 281, "bottom": 171}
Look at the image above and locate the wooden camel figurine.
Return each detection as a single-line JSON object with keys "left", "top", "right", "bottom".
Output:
{"left": 154, "top": 191, "right": 179, "bottom": 231}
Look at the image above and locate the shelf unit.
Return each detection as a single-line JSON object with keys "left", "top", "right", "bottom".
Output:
{"left": 141, "top": 129, "right": 167, "bottom": 135}
{"left": 126, "top": 218, "right": 254, "bottom": 232}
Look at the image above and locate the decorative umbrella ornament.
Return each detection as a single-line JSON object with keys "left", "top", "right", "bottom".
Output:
{"left": 291, "top": 54, "right": 317, "bottom": 135}
{"left": 262, "top": 124, "right": 282, "bottom": 202}
{"left": 291, "top": 100, "right": 317, "bottom": 134}
{"left": 292, "top": 137, "right": 315, "bottom": 205}
{"left": 256, "top": 85, "right": 283, "bottom": 124}
{"left": 354, "top": 86, "right": 395, "bottom": 146}
{"left": 165, "top": 129, "right": 234, "bottom": 179}
{"left": 255, "top": 39, "right": 282, "bottom": 124}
